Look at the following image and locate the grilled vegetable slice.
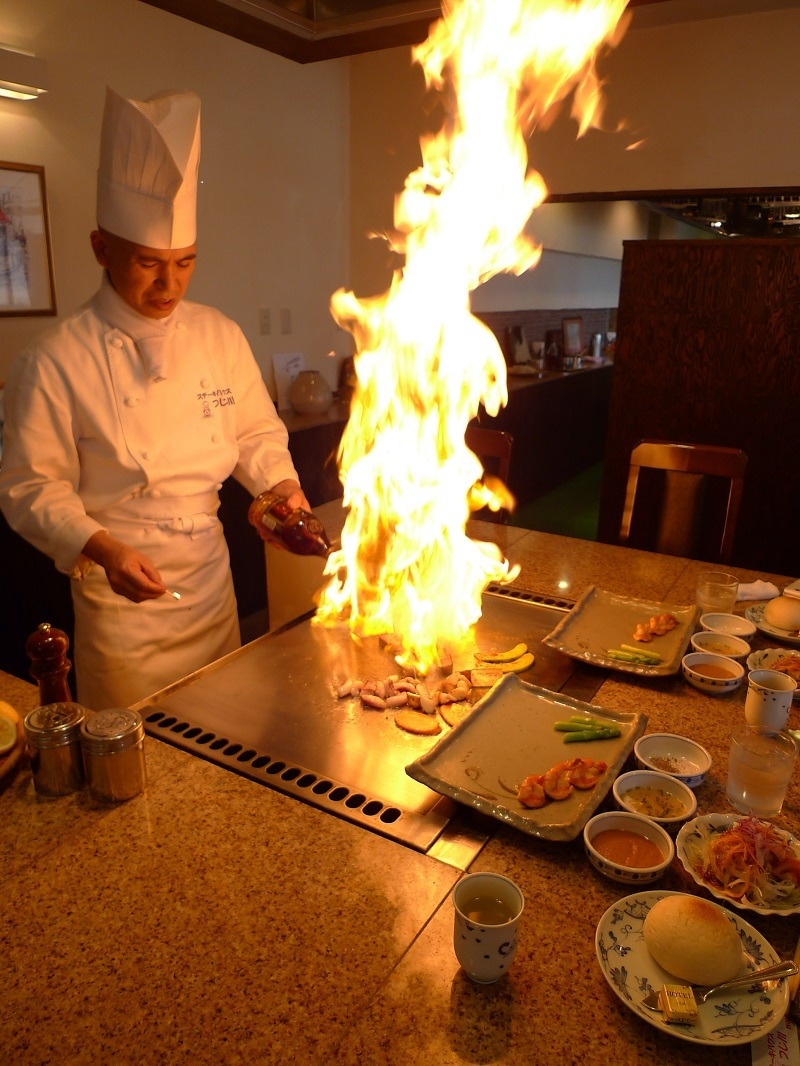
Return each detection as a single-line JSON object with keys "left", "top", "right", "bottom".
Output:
{"left": 475, "top": 642, "right": 528, "bottom": 664}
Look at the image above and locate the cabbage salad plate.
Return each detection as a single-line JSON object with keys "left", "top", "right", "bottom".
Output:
{"left": 676, "top": 814, "right": 800, "bottom": 917}
{"left": 595, "top": 890, "right": 788, "bottom": 1046}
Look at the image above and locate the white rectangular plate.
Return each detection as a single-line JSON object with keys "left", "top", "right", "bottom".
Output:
{"left": 405, "top": 673, "right": 647, "bottom": 841}
{"left": 542, "top": 586, "right": 699, "bottom": 677}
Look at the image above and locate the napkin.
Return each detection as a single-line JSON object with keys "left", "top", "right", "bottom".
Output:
{"left": 737, "top": 580, "right": 780, "bottom": 602}
{"left": 751, "top": 1014, "right": 800, "bottom": 1065}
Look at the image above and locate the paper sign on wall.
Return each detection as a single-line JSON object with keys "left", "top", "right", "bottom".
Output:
{"left": 272, "top": 352, "right": 305, "bottom": 411}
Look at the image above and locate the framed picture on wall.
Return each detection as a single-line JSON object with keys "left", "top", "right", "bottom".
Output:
{"left": 562, "top": 316, "right": 584, "bottom": 356}
{"left": 0, "top": 162, "right": 57, "bottom": 316}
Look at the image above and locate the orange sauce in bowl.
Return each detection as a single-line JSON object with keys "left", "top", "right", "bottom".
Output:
{"left": 692, "top": 661, "right": 737, "bottom": 680}
{"left": 591, "top": 828, "right": 664, "bottom": 868}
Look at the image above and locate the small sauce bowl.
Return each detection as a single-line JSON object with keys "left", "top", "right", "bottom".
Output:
{"left": 682, "top": 651, "right": 745, "bottom": 696}
{"left": 583, "top": 810, "right": 674, "bottom": 885}
{"left": 612, "top": 769, "right": 697, "bottom": 834}
{"left": 634, "top": 732, "right": 712, "bottom": 789}
{"left": 699, "top": 612, "right": 757, "bottom": 641}
{"left": 690, "top": 629, "right": 750, "bottom": 662}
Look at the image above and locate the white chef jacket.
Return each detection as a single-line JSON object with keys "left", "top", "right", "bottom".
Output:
{"left": 0, "top": 276, "right": 299, "bottom": 709}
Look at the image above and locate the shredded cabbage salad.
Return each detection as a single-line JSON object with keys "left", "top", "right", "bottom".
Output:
{"left": 682, "top": 817, "right": 800, "bottom": 910}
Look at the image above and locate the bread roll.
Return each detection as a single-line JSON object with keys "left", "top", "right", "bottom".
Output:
{"left": 765, "top": 596, "right": 800, "bottom": 632}
{"left": 643, "top": 895, "right": 742, "bottom": 986}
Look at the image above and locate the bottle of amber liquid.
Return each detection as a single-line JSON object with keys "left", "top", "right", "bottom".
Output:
{"left": 248, "top": 491, "right": 331, "bottom": 558}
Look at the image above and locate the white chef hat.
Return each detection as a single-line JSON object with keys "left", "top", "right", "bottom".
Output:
{"left": 97, "top": 86, "right": 201, "bottom": 249}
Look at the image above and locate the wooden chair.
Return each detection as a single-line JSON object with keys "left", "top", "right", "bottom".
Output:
{"left": 465, "top": 424, "right": 513, "bottom": 522}
{"left": 619, "top": 440, "right": 747, "bottom": 565}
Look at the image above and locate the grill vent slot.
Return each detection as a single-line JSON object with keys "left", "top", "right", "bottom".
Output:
{"left": 147, "top": 710, "right": 406, "bottom": 835}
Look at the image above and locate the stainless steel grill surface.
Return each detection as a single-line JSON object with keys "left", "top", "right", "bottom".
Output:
{"left": 138, "top": 586, "right": 605, "bottom": 859}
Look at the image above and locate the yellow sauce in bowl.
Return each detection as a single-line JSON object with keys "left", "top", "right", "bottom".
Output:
{"left": 621, "top": 785, "right": 685, "bottom": 820}
{"left": 700, "top": 639, "right": 740, "bottom": 656}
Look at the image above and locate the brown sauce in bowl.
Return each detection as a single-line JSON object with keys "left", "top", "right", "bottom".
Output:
{"left": 692, "top": 661, "right": 736, "bottom": 679}
{"left": 591, "top": 828, "right": 664, "bottom": 868}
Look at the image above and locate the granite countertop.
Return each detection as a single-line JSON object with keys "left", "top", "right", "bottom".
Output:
{"left": 2, "top": 519, "right": 798, "bottom": 1065}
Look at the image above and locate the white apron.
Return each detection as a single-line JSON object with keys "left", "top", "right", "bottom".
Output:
{"left": 72, "top": 494, "right": 240, "bottom": 710}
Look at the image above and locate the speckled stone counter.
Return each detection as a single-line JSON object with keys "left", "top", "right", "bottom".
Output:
{"left": 2, "top": 516, "right": 799, "bottom": 1065}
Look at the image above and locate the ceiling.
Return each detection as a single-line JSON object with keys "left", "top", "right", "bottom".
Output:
{"left": 139, "top": 0, "right": 684, "bottom": 63}
{"left": 139, "top": 0, "right": 800, "bottom": 61}
{"left": 140, "top": 0, "right": 800, "bottom": 235}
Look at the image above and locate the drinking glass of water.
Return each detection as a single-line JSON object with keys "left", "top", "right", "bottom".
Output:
{"left": 726, "top": 724, "right": 797, "bottom": 818}
{"left": 697, "top": 571, "right": 739, "bottom": 615}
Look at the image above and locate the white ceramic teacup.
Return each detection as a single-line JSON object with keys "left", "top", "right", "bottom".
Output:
{"left": 745, "top": 668, "right": 797, "bottom": 734}
{"left": 452, "top": 872, "right": 524, "bottom": 984}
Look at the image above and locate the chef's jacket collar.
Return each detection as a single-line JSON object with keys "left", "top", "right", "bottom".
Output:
{"left": 94, "top": 274, "right": 185, "bottom": 381}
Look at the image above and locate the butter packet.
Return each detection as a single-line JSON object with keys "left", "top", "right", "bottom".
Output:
{"left": 659, "top": 984, "right": 699, "bottom": 1025}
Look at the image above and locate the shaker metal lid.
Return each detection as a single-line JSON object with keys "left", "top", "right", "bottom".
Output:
{"left": 80, "top": 708, "right": 144, "bottom": 754}
{"left": 24, "top": 702, "right": 86, "bottom": 746}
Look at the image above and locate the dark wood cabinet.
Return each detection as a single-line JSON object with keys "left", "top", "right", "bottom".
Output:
{"left": 598, "top": 238, "right": 800, "bottom": 574}
{"left": 482, "top": 364, "right": 613, "bottom": 507}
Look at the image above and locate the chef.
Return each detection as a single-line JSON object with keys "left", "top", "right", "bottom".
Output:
{"left": 0, "top": 86, "right": 309, "bottom": 710}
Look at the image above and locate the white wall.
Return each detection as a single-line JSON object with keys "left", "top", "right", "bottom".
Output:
{"left": 473, "top": 201, "right": 656, "bottom": 312}
{"left": 349, "top": 4, "right": 800, "bottom": 308}
{"left": 0, "top": 0, "right": 350, "bottom": 396}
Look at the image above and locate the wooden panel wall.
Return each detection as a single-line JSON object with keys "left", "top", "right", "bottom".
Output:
{"left": 598, "top": 239, "right": 800, "bottom": 575}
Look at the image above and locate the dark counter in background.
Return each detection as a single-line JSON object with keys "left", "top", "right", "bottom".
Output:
{"left": 486, "top": 362, "right": 613, "bottom": 506}
{"left": 280, "top": 363, "right": 613, "bottom": 512}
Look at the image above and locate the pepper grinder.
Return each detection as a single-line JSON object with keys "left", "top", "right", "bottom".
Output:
{"left": 26, "top": 622, "right": 73, "bottom": 705}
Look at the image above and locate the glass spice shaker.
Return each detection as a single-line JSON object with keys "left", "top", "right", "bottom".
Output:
{"left": 80, "top": 708, "right": 147, "bottom": 804}
{"left": 248, "top": 491, "right": 331, "bottom": 558}
{"left": 24, "top": 702, "right": 87, "bottom": 797}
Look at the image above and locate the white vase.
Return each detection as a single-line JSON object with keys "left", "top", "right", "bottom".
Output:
{"left": 288, "top": 370, "right": 333, "bottom": 414}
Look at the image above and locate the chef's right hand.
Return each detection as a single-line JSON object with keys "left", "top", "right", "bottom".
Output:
{"left": 81, "top": 531, "right": 167, "bottom": 602}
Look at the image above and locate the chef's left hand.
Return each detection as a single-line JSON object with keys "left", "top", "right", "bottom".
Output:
{"left": 81, "top": 530, "right": 168, "bottom": 602}
{"left": 271, "top": 478, "right": 311, "bottom": 512}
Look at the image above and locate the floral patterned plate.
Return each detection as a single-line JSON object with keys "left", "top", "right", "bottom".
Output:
{"left": 745, "top": 604, "right": 800, "bottom": 647}
{"left": 595, "top": 890, "right": 788, "bottom": 1046}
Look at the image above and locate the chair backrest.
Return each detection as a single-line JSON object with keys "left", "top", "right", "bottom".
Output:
{"left": 465, "top": 425, "right": 513, "bottom": 484}
{"left": 619, "top": 440, "right": 747, "bottom": 564}
{"left": 465, "top": 424, "right": 514, "bottom": 522}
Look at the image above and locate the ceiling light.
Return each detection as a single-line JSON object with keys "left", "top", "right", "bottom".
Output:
{"left": 0, "top": 45, "right": 49, "bottom": 101}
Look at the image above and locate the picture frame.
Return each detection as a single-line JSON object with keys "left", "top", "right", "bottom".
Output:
{"left": 562, "top": 316, "right": 584, "bottom": 356}
{"left": 0, "top": 162, "right": 56, "bottom": 316}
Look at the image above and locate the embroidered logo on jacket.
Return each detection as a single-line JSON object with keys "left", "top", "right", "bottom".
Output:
{"left": 197, "top": 387, "right": 236, "bottom": 417}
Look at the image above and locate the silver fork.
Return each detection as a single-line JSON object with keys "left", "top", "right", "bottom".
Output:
{"left": 641, "top": 960, "right": 798, "bottom": 1012}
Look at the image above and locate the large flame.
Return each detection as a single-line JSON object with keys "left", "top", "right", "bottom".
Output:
{"left": 315, "top": 0, "right": 628, "bottom": 672}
